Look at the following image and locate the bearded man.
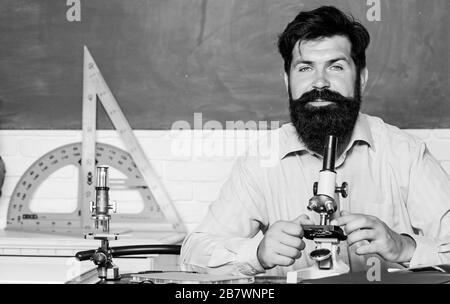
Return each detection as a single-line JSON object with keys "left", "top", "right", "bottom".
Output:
{"left": 180, "top": 6, "right": 450, "bottom": 276}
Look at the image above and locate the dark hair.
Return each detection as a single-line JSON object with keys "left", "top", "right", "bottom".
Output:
{"left": 278, "top": 6, "right": 370, "bottom": 74}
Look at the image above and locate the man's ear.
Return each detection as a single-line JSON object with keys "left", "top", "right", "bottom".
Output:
{"left": 360, "top": 67, "right": 368, "bottom": 93}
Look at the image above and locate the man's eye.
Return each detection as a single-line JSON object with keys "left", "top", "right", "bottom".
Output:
{"left": 330, "top": 65, "right": 344, "bottom": 71}
{"left": 298, "top": 66, "right": 312, "bottom": 72}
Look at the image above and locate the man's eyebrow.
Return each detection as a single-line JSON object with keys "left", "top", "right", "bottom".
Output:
{"left": 327, "top": 56, "right": 350, "bottom": 64}
{"left": 292, "top": 59, "right": 313, "bottom": 66}
{"left": 292, "top": 56, "right": 350, "bottom": 66}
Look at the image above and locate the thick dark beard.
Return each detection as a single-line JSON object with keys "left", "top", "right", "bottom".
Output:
{"left": 289, "top": 78, "right": 361, "bottom": 155}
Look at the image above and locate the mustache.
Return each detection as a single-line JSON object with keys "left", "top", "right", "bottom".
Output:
{"left": 292, "top": 89, "right": 353, "bottom": 105}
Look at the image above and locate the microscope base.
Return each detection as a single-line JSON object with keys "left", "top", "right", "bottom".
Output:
{"left": 286, "top": 259, "right": 349, "bottom": 283}
{"left": 286, "top": 239, "right": 349, "bottom": 283}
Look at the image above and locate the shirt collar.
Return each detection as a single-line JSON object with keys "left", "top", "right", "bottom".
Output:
{"left": 279, "top": 112, "right": 375, "bottom": 160}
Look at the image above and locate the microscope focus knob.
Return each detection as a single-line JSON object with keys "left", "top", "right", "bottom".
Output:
{"left": 92, "top": 250, "right": 108, "bottom": 266}
{"left": 109, "top": 201, "right": 117, "bottom": 213}
{"left": 335, "top": 182, "right": 348, "bottom": 198}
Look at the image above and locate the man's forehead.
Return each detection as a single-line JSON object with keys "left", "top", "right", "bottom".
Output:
{"left": 292, "top": 35, "right": 352, "bottom": 61}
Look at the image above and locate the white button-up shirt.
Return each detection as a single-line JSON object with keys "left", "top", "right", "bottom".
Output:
{"left": 180, "top": 113, "right": 450, "bottom": 276}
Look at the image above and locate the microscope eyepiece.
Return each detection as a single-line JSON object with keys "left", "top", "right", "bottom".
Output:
{"left": 96, "top": 166, "right": 109, "bottom": 188}
{"left": 322, "top": 135, "right": 337, "bottom": 172}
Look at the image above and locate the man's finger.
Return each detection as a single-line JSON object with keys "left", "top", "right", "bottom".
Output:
{"left": 343, "top": 217, "right": 377, "bottom": 235}
{"left": 330, "top": 213, "right": 360, "bottom": 226}
{"left": 282, "top": 215, "right": 314, "bottom": 237}
{"left": 355, "top": 242, "right": 378, "bottom": 256}
{"left": 278, "top": 233, "right": 304, "bottom": 250}
{"left": 331, "top": 214, "right": 376, "bottom": 235}
{"left": 275, "top": 244, "right": 301, "bottom": 259}
{"left": 281, "top": 221, "right": 303, "bottom": 237}
{"left": 347, "top": 228, "right": 376, "bottom": 247}
{"left": 292, "top": 214, "right": 314, "bottom": 226}
{"left": 273, "top": 254, "right": 295, "bottom": 267}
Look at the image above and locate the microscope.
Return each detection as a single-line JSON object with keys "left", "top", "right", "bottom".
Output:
{"left": 75, "top": 166, "right": 183, "bottom": 282}
{"left": 287, "top": 135, "right": 350, "bottom": 283}
{"left": 80, "top": 166, "right": 121, "bottom": 280}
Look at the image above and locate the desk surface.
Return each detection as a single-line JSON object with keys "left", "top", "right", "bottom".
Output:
{"left": 1, "top": 255, "right": 448, "bottom": 284}
{"left": 97, "top": 270, "right": 450, "bottom": 284}
{"left": 0, "top": 256, "right": 96, "bottom": 284}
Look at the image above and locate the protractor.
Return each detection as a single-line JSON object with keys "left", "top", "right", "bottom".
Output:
{"left": 6, "top": 142, "right": 169, "bottom": 235}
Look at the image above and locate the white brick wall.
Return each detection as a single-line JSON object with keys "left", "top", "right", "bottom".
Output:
{"left": 0, "top": 129, "right": 449, "bottom": 233}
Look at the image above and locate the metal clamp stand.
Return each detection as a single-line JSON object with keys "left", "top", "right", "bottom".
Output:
{"left": 84, "top": 166, "right": 121, "bottom": 281}
{"left": 287, "top": 135, "right": 350, "bottom": 283}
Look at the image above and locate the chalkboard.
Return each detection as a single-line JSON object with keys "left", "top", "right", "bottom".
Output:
{"left": 0, "top": 0, "right": 448, "bottom": 129}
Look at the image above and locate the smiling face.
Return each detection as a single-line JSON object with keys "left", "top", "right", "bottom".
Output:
{"left": 286, "top": 35, "right": 364, "bottom": 103}
{"left": 286, "top": 35, "right": 368, "bottom": 155}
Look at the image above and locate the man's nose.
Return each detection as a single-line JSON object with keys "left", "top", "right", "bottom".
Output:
{"left": 312, "top": 70, "right": 330, "bottom": 90}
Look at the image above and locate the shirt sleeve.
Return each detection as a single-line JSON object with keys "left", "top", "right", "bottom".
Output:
{"left": 405, "top": 142, "right": 450, "bottom": 268}
{"left": 180, "top": 156, "right": 268, "bottom": 275}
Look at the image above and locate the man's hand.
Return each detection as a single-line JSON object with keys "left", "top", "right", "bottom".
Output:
{"left": 330, "top": 211, "right": 416, "bottom": 263}
{"left": 257, "top": 214, "right": 314, "bottom": 269}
